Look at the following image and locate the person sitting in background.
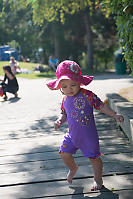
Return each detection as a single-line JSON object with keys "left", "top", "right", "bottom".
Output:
{"left": 9, "top": 56, "right": 20, "bottom": 74}
{"left": 33, "top": 64, "right": 49, "bottom": 73}
{"left": 0, "top": 65, "right": 19, "bottom": 100}
{"left": 48, "top": 56, "right": 59, "bottom": 71}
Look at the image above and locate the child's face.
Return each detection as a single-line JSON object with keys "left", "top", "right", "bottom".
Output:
{"left": 60, "top": 79, "right": 80, "bottom": 96}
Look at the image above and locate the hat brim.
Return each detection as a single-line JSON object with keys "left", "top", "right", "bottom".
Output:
{"left": 46, "top": 75, "right": 93, "bottom": 90}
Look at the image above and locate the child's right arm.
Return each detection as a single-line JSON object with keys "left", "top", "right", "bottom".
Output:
{"left": 100, "top": 104, "right": 124, "bottom": 123}
{"left": 54, "top": 113, "right": 67, "bottom": 131}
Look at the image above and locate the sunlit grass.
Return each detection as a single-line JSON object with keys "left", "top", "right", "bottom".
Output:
{"left": 0, "top": 61, "right": 56, "bottom": 79}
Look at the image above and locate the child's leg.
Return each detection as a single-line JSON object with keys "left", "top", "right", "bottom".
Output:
{"left": 60, "top": 152, "right": 78, "bottom": 184}
{"left": 89, "top": 157, "right": 103, "bottom": 191}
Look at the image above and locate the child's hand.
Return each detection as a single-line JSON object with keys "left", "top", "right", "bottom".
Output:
{"left": 54, "top": 120, "right": 62, "bottom": 130}
{"left": 114, "top": 114, "right": 124, "bottom": 123}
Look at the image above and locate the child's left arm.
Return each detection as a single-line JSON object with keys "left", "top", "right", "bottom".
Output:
{"left": 100, "top": 104, "right": 124, "bottom": 123}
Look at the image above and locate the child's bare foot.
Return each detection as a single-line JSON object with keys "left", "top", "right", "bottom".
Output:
{"left": 67, "top": 166, "right": 78, "bottom": 184}
{"left": 91, "top": 179, "right": 103, "bottom": 191}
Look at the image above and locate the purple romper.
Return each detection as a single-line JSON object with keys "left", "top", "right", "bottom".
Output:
{"left": 59, "top": 88, "right": 104, "bottom": 158}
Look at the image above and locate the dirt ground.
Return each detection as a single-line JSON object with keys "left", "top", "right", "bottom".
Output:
{"left": 119, "top": 86, "right": 133, "bottom": 102}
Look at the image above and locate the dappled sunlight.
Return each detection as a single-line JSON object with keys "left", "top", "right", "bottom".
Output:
{"left": 0, "top": 77, "right": 133, "bottom": 197}
{"left": 0, "top": 114, "right": 68, "bottom": 141}
{"left": 107, "top": 152, "right": 133, "bottom": 162}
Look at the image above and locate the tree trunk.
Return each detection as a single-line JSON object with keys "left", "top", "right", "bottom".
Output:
{"left": 104, "top": 58, "right": 108, "bottom": 70}
{"left": 84, "top": 10, "right": 93, "bottom": 70}
{"left": 52, "top": 22, "right": 61, "bottom": 61}
{"left": 54, "top": 34, "right": 60, "bottom": 59}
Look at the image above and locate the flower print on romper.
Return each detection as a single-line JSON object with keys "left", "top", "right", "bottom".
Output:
{"left": 80, "top": 114, "right": 90, "bottom": 126}
{"left": 74, "top": 97, "right": 86, "bottom": 110}
{"left": 71, "top": 109, "right": 79, "bottom": 119}
{"left": 72, "top": 96, "right": 91, "bottom": 126}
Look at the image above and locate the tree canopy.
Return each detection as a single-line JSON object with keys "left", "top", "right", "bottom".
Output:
{"left": 0, "top": 0, "right": 121, "bottom": 71}
{"left": 2, "top": 0, "right": 97, "bottom": 24}
{"left": 22, "top": 0, "right": 132, "bottom": 68}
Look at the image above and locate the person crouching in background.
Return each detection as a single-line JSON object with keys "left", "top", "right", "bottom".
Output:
{"left": 0, "top": 66, "right": 19, "bottom": 100}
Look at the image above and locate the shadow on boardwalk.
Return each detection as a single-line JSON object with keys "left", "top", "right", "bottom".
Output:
{"left": 70, "top": 186, "right": 119, "bottom": 199}
{"left": 0, "top": 74, "right": 133, "bottom": 198}
{"left": 0, "top": 111, "right": 132, "bottom": 198}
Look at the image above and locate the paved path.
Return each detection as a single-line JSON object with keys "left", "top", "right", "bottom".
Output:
{"left": 0, "top": 73, "right": 133, "bottom": 198}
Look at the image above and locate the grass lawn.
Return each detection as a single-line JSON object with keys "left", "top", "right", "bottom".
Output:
{"left": 0, "top": 61, "right": 56, "bottom": 79}
{"left": 1, "top": 61, "right": 133, "bottom": 102}
{"left": 0, "top": 61, "right": 109, "bottom": 79}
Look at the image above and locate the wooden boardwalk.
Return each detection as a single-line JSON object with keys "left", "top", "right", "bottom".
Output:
{"left": 0, "top": 108, "right": 133, "bottom": 199}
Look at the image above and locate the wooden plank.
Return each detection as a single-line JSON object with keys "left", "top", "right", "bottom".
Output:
{"left": 0, "top": 134, "right": 64, "bottom": 148}
{"left": 0, "top": 117, "right": 115, "bottom": 133}
{"left": 0, "top": 140, "right": 61, "bottom": 156}
{"left": 0, "top": 143, "right": 131, "bottom": 157}
{"left": 0, "top": 133, "right": 129, "bottom": 148}
{"left": 0, "top": 118, "right": 115, "bottom": 131}
{"left": 100, "top": 144, "right": 132, "bottom": 154}
{"left": 0, "top": 174, "right": 132, "bottom": 198}
{"left": 0, "top": 128, "right": 126, "bottom": 141}
{"left": 0, "top": 138, "right": 129, "bottom": 161}
{"left": 0, "top": 161, "right": 133, "bottom": 186}
{"left": 0, "top": 151, "right": 132, "bottom": 165}
{"left": 0, "top": 151, "right": 132, "bottom": 186}
{"left": 98, "top": 129, "right": 126, "bottom": 138}
{"left": 44, "top": 189, "right": 133, "bottom": 199}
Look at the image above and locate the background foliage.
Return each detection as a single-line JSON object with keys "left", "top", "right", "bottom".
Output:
{"left": 1, "top": 0, "right": 128, "bottom": 71}
{"left": 102, "top": 0, "right": 133, "bottom": 69}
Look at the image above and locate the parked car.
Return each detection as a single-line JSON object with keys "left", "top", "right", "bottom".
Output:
{"left": 0, "top": 45, "right": 18, "bottom": 61}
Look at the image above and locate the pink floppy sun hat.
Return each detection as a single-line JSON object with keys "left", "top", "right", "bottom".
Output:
{"left": 46, "top": 60, "right": 93, "bottom": 90}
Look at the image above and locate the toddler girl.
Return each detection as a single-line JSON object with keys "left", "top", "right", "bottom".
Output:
{"left": 46, "top": 60, "right": 124, "bottom": 191}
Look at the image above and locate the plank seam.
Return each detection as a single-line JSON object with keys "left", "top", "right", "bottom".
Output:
{"left": 0, "top": 172, "right": 133, "bottom": 188}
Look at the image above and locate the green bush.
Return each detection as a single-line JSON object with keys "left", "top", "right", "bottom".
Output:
{"left": 101, "top": 0, "right": 133, "bottom": 69}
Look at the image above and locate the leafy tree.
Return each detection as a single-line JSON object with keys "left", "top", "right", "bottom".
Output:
{"left": 0, "top": 20, "right": 10, "bottom": 44}
{"left": 0, "top": 1, "right": 42, "bottom": 60}
{"left": 0, "top": 0, "right": 119, "bottom": 70}
{"left": 0, "top": 0, "right": 13, "bottom": 44}
{"left": 92, "top": 10, "right": 119, "bottom": 69}
{"left": 2, "top": 0, "right": 97, "bottom": 69}
{"left": 101, "top": 0, "right": 133, "bottom": 69}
